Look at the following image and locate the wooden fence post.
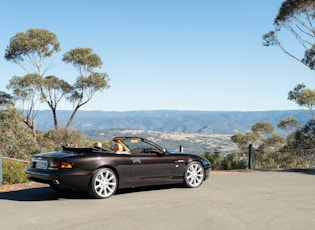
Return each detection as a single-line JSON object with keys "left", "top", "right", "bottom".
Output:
{"left": 248, "top": 144, "right": 253, "bottom": 169}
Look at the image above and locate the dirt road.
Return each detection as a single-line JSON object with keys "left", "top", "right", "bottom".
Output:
{"left": 1, "top": 170, "right": 315, "bottom": 230}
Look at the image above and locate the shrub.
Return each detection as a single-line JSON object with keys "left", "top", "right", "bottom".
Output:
{"left": 2, "top": 159, "right": 29, "bottom": 184}
{"left": 37, "top": 128, "right": 89, "bottom": 152}
{"left": 0, "top": 108, "right": 37, "bottom": 160}
{"left": 201, "top": 151, "right": 246, "bottom": 170}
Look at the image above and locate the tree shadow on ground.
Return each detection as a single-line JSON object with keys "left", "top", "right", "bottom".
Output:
{"left": 280, "top": 168, "right": 315, "bottom": 175}
{"left": 257, "top": 168, "right": 315, "bottom": 175}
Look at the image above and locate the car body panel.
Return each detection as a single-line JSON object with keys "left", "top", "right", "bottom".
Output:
{"left": 25, "top": 137, "right": 211, "bottom": 196}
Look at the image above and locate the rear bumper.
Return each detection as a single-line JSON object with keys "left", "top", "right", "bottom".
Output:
{"left": 25, "top": 168, "right": 92, "bottom": 190}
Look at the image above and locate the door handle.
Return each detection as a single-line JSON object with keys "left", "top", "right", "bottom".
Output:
{"left": 132, "top": 159, "right": 141, "bottom": 164}
{"left": 175, "top": 160, "right": 185, "bottom": 163}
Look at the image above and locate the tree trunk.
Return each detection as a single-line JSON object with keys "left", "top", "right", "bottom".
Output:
{"left": 65, "top": 105, "right": 81, "bottom": 129}
{"left": 52, "top": 108, "right": 59, "bottom": 130}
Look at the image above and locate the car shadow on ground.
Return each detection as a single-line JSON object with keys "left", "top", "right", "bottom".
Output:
{"left": 116, "top": 183, "right": 184, "bottom": 196}
{"left": 0, "top": 184, "right": 184, "bottom": 202}
{"left": 0, "top": 187, "right": 90, "bottom": 201}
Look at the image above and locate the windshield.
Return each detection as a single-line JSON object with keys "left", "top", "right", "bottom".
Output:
{"left": 120, "top": 138, "right": 158, "bottom": 151}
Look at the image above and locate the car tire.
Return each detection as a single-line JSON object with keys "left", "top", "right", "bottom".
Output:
{"left": 88, "top": 168, "right": 118, "bottom": 199}
{"left": 183, "top": 161, "right": 205, "bottom": 188}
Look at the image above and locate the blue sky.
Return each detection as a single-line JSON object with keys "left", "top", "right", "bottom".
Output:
{"left": 1, "top": 0, "right": 314, "bottom": 111}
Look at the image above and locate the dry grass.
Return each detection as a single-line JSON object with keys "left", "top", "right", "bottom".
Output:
{"left": 0, "top": 182, "right": 48, "bottom": 192}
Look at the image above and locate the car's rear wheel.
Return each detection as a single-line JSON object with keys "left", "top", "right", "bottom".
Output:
{"left": 88, "top": 168, "right": 118, "bottom": 199}
{"left": 183, "top": 161, "right": 205, "bottom": 188}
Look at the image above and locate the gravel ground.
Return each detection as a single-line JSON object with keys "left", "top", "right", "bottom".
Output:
{"left": 1, "top": 169, "right": 315, "bottom": 230}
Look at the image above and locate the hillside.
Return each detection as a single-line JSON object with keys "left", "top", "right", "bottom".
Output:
{"left": 82, "top": 129, "right": 237, "bottom": 154}
{"left": 34, "top": 109, "right": 310, "bottom": 134}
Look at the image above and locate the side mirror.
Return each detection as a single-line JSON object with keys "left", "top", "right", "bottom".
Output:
{"left": 156, "top": 148, "right": 167, "bottom": 157}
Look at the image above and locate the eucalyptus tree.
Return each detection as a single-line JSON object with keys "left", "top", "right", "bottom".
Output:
{"left": 0, "top": 91, "right": 14, "bottom": 107}
{"left": 277, "top": 117, "right": 302, "bottom": 133}
{"left": 263, "top": 1, "right": 315, "bottom": 117}
{"left": 251, "top": 121, "right": 274, "bottom": 138}
{"left": 231, "top": 121, "right": 274, "bottom": 151}
{"left": 231, "top": 132, "right": 260, "bottom": 152}
{"left": 288, "top": 84, "right": 315, "bottom": 118}
{"left": 231, "top": 122, "right": 290, "bottom": 169}
{"left": 41, "top": 76, "right": 72, "bottom": 129}
{"left": 5, "top": 28, "right": 60, "bottom": 75}
{"left": 283, "top": 120, "right": 315, "bottom": 167}
{"left": 62, "top": 48, "right": 109, "bottom": 128}
{"left": 7, "top": 74, "right": 42, "bottom": 138}
{"left": 263, "top": 0, "right": 315, "bottom": 69}
{"left": 4, "top": 28, "right": 110, "bottom": 131}
{"left": 4, "top": 28, "right": 61, "bottom": 134}
{"left": 263, "top": 1, "right": 315, "bottom": 152}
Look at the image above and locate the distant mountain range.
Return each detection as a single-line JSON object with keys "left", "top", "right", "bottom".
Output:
{"left": 34, "top": 110, "right": 310, "bottom": 134}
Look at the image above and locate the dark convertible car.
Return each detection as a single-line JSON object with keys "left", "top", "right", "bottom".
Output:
{"left": 26, "top": 137, "right": 211, "bottom": 198}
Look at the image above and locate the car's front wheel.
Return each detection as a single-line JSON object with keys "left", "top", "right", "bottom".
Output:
{"left": 88, "top": 168, "right": 118, "bottom": 199}
{"left": 183, "top": 161, "right": 205, "bottom": 188}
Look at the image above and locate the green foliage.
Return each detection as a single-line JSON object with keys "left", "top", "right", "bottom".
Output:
{"left": 253, "top": 152, "right": 278, "bottom": 169}
{"left": 231, "top": 131, "right": 260, "bottom": 152}
{"left": 280, "top": 121, "right": 315, "bottom": 168}
{"left": 7, "top": 74, "right": 42, "bottom": 100}
{"left": 201, "top": 151, "right": 222, "bottom": 170}
{"left": 262, "top": 134, "right": 286, "bottom": 149}
{"left": 201, "top": 151, "right": 246, "bottom": 170}
{"left": 252, "top": 121, "right": 274, "bottom": 138}
{"left": 5, "top": 28, "right": 110, "bottom": 132}
{"left": 0, "top": 108, "right": 37, "bottom": 160}
{"left": 87, "top": 140, "right": 111, "bottom": 149}
{"left": 222, "top": 153, "right": 246, "bottom": 170}
{"left": 2, "top": 159, "right": 29, "bottom": 184}
{"left": 288, "top": 84, "right": 315, "bottom": 118}
{"left": 277, "top": 117, "right": 302, "bottom": 133}
{"left": 274, "top": 0, "right": 315, "bottom": 24}
{"left": 0, "top": 91, "right": 14, "bottom": 107}
{"left": 62, "top": 47, "right": 102, "bottom": 75}
{"left": 230, "top": 119, "right": 314, "bottom": 169}
{"left": 5, "top": 28, "right": 60, "bottom": 68}
{"left": 62, "top": 47, "right": 110, "bottom": 129}
{"left": 36, "top": 128, "right": 89, "bottom": 152}
{"left": 263, "top": 2, "right": 315, "bottom": 169}
{"left": 7, "top": 74, "right": 42, "bottom": 136}
{"left": 42, "top": 76, "right": 72, "bottom": 104}
{"left": 263, "top": 0, "right": 315, "bottom": 70}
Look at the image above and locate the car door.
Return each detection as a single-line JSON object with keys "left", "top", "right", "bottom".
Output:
{"left": 131, "top": 152, "right": 176, "bottom": 185}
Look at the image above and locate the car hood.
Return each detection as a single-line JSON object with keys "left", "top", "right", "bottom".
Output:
{"left": 168, "top": 151, "right": 210, "bottom": 166}
{"left": 168, "top": 150, "right": 198, "bottom": 156}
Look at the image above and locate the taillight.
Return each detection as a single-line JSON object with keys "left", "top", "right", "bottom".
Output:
{"left": 60, "top": 162, "right": 73, "bottom": 169}
{"left": 48, "top": 160, "right": 72, "bottom": 170}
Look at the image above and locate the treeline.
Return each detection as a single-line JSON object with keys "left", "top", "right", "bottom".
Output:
{"left": 202, "top": 0, "right": 315, "bottom": 171}
{"left": 201, "top": 119, "right": 315, "bottom": 170}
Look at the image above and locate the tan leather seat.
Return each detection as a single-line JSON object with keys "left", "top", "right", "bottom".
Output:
{"left": 94, "top": 142, "right": 102, "bottom": 148}
{"left": 113, "top": 143, "right": 123, "bottom": 153}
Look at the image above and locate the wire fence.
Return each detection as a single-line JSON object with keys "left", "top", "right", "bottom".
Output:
{"left": 2, "top": 156, "right": 30, "bottom": 163}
